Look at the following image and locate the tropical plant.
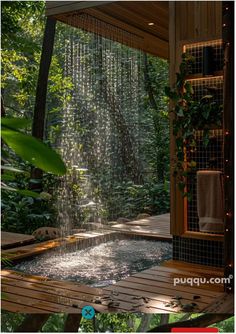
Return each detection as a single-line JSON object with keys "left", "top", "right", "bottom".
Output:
{"left": 165, "top": 53, "right": 223, "bottom": 197}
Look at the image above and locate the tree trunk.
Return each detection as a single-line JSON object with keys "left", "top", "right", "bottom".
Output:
{"left": 143, "top": 54, "right": 165, "bottom": 183}
{"left": 159, "top": 314, "right": 170, "bottom": 325}
{"left": 137, "top": 314, "right": 153, "bottom": 332}
{"left": 64, "top": 314, "right": 82, "bottom": 332}
{"left": 30, "top": 17, "right": 56, "bottom": 190}
{"left": 15, "top": 314, "right": 50, "bottom": 332}
{"left": 148, "top": 313, "right": 232, "bottom": 332}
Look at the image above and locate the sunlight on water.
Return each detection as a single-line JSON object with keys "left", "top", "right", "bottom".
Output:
{"left": 14, "top": 239, "right": 172, "bottom": 287}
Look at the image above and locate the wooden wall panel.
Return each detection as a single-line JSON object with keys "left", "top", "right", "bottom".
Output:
{"left": 169, "top": 1, "right": 222, "bottom": 236}
{"left": 175, "top": 1, "right": 222, "bottom": 42}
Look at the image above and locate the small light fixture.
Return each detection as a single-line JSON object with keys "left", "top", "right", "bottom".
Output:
{"left": 148, "top": 22, "right": 155, "bottom": 26}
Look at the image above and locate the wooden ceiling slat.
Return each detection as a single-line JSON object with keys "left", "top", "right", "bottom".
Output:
{"left": 122, "top": 2, "right": 168, "bottom": 20}
{"left": 97, "top": 3, "right": 168, "bottom": 41}
{"left": 46, "top": 1, "right": 169, "bottom": 58}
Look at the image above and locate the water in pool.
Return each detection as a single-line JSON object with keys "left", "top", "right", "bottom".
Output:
{"left": 13, "top": 239, "right": 172, "bottom": 287}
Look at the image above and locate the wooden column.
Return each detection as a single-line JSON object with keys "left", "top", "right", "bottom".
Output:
{"left": 223, "top": 1, "right": 234, "bottom": 292}
{"left": 30, "top": 17, "right": 56, "bottom": 187}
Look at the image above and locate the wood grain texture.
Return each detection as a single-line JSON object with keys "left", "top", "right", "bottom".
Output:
{"left": 1, "top": 232, "right": 35, "bottom": 249}
{"left": 46, "top": 1, "right": 169, "bottom": 58}
{"left": 1, "top": 260, "right": 225, "bottom": 314}
{"left": 169, "top": 1, "right": 222, "bottom": 237}
{"left": 110, "top": 214, "right": 171, "bottom": 240}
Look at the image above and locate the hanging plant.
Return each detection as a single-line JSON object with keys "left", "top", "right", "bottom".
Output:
{"left": 165, "top": 53, "right": 223, "bottom": 198}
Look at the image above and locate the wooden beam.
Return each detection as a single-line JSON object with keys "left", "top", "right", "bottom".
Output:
{"left": 46, "top": 1, "right": 116, "bottom": 17}
{"left": 30, "top": 17, "right": 56, "bottom": 188}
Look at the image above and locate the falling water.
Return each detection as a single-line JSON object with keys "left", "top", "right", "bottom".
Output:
{"left": 52, "top": 14, "right": 155, "bottom": 234}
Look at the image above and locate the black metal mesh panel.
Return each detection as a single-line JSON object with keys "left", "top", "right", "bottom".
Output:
{"left": 184, "top": 41, "right": 224, "bottom": 234}
{"left": 173, "top": 236, "right": 224, "bottom": 267}
{"left": 186, "top": 129, "right": 224, "bottom": 232}
{"left": 190, "top": 77, "right": 223, "bottom": 105}
{"left": 184, "top": 40, "right": 224, "bottom": 75}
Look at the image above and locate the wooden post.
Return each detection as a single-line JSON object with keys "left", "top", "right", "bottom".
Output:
{"left": 16, "top": 314, "right": 50, "bottom": 332}
{"left": 30, "top": 17, "right": 56, "bottom": 189}
{"left": 223, "top": 1, "right": 234, "bottom": 292}
{"left": 64, "top": 314, "right": 82, "bottom": 332}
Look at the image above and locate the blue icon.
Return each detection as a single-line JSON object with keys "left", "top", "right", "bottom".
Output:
{"left": 82, "top": 305, "right": 95, "bottom": 319}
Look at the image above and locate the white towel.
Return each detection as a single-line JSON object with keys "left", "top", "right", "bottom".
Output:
{"left": 197, "top": 170, "right": 224, "bottom": 233}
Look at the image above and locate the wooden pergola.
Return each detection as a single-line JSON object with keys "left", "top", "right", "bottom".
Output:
{"left": 43, "top": 0, "right": 234, "bottom": 284}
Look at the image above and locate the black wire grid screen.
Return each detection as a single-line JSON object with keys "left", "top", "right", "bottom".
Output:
{"left": 184, "top": 41, "right": 224, "bottom": 234}
{"left": 184, "top": 39, "right": 224, "bottom": 75}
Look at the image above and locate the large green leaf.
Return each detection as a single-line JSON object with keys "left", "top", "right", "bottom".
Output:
{"left": 1, "top": 183, "right": 40, "bottom": 198}
{"left": 1, "top": 127, "right": 66, "bottom": 176}
{"left": 1, "top": 117, "right": 31, "bottom": 130}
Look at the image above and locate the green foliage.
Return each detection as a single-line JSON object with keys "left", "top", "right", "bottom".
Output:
{"left": 1, "top": 311, "right": 25, "bottom": 332}
{"left": 2, "top": 126, "right": 66, "bottom": 176}
{"left": 165, "top": 53, "right": 223, "bottom": 198}
{"left": 211, "top": 316, "right": 234, "bottom": 333}
{"left": 1, "top": 192, "right": 56, "bottom": 234}
{"left": 0, "top": 313, "right": 234, "bottom": 333}
{"left": 103, "top": 181, "right": 170, "bottom": 220}
{"left": 79, "top": 314, "right": 139, "bottom": 333}
{"left": 41, "top": 314, "right": 67, "bottom": 332}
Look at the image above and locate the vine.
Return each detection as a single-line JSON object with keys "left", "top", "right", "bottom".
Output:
{"left": 165, "top": 53, "right": 223, "bottom": 198}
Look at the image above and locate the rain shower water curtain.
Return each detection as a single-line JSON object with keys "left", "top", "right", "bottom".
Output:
{"left": 52, "top": 14, "right": 154, "bottom": 232}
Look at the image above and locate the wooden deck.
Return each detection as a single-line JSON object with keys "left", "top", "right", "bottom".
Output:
{"left": 1, "top": 260, "right": 230, "bottom": 314}
{"left": 110, "top": 213, "right": 171, "bottom": 240}
{"left": 1, "top": 231, "right": 116, "bottom": 262}
{"left": 1, "top": 232, "right": 35, "bottom": 250}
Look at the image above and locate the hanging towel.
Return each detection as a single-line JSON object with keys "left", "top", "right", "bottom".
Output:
{"left": 197, "top": 170, "right": 224, "bottom": 233}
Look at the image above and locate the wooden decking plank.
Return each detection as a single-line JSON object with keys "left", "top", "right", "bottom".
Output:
{"left": 112, "top": 281, "right": 214, "bottom": 306}
{"left": 1, "top": 270, "right": 103, "bottom": 296}
{"left": 202, "top": 293, "right": 234, "bottom": 314}
{"left": 4, "top": 275, "right": 183, "bottom": 312}
{"left": 1, "top": 232, "right": 35, "bottom": 249}
{"left": 104, "top": 285, "right": 202, "bottom": 313}
{"left": 125, "top": 275, "right": 221, "bottom": 297}
{"left": 2, "top": 279, "right": 108, "bottom": 308}
{"left": 146, "top": 265, "right": 224, "bottom": 278}
{"left": 1, "top": 300, "right": 51, "bottom": 313}
{"left": 2, "top": 231, "right": 115, "bottom": 261}
{"left": 2, "top": 289, "right": 77, "bottom": 313}
{"left": 140, "top": 267, "right": 208, "bottom": 278}
{"left": 141, "top": 267, "right": 224, "bottom": 288}
{"left": 163, "top": 260, "right": 224, "bottom": 275}
{"left": 132, "top": 272, "right": 223, "bottom": 293}
{"left": 110, "top": 213, "right": 171, "bottom": 240}
{"left": 2, "top": 278, "right": 134, "bottom": 313}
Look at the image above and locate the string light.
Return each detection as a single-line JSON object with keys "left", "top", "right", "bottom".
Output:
{"left": 225, "top": 131, "right": 229, "bottom": 135}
